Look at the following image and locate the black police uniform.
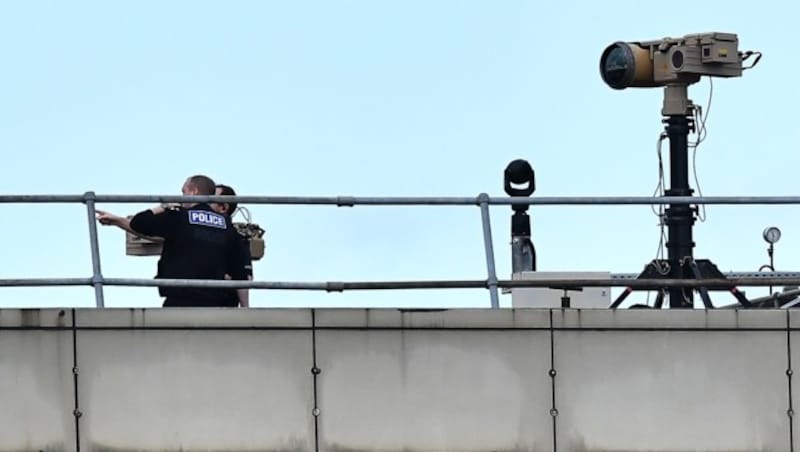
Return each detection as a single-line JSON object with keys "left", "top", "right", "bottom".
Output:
{"left": 222, "top": 232, "right": 253, "bottom": 306}
{"left": 129, "top": 203, "right": 249, "bottom": 307}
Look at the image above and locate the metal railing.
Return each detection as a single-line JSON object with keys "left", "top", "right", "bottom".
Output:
{"left": 3, "top": 192, "right": 800, "bottom": 309}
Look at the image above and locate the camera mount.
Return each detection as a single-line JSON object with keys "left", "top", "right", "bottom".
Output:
{"left": 601, "top": 32, "right": 760, "bottom": 309}
{"left": 504, "top": 159, "right": 536, "bottom": 273}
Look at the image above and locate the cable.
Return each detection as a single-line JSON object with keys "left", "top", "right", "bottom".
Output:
{"left": 651, "top": 132, "right": 667, "bottom": 253}
{"left": 689, "top": 77, "right": 713, "bottom": 222}
{"left": 742, "top": 50, "right": 763, "bottom": 70}
{"left": 646, "top": 132, "right": 669, "bottom": 307}
{"left": 691, "top": 77, "right": 712, "bottom": 147}
{"left": 234, "top": 206, "right": 253, "bottom": 223}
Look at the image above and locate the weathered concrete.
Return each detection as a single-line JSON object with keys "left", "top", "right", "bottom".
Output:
{"left": 0, "top": 308, "right": 794, "bottom": 451}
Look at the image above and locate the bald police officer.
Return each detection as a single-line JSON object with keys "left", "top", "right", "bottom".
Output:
{"left": 100, "top": 175, "right": 249, "bottom": 307}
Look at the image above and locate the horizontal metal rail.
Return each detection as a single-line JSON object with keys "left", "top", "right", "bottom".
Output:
{"left": 0, "top": 278, "right": 94, "bottom": 287}
{"left": 612, "top": 272, "right": 800, "bottom": 280}
{"left": 3, "top": 191, "right": 797, "bottom": 308}
{"left": 4, "top": 193, "right": 800, "bottom": 206}
{"left": 3, "top": 277, "right": 800, "bottom": 290}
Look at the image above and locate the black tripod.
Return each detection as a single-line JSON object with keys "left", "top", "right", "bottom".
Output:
{"left": 611, "top": 84, "right": 751, "bottom": 309}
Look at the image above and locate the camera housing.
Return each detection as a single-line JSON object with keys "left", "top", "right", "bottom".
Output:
{"left": 600, "top": 32, "right": 743, "bottom": 89}
{"left": 503, "top": 159, "right": 535, "bottom": 198}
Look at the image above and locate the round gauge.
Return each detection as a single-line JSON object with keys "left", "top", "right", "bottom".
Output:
{"left": 763, "top": 226, "right": 781, "bottom": 244}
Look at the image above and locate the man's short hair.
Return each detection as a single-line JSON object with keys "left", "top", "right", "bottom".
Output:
{"left": 187, "top": 175, "right": 216, "bottom": 196}
{"left": 216, "top": 184, "right": 238, "bottom": 216}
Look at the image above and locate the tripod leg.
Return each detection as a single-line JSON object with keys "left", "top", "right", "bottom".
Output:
{"left": 653, "top": 289, "right": 666, "bottom": 309}
{"left": 697, "top": 288, "right": 713, "bottom": 309}
{"left": 610, "top": 287, "right": 632, "bottom": 309}
{"left": 687, "top": 259, "right": 713, "bottom": 309}
{"left": 729, "top": 287, "right": 752, "bottom": 308}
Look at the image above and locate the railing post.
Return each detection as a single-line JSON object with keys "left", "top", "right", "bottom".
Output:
{"left": 478, "top": 193, "right": 500, "bottom": 308}
{"left": 83, "top": 191, "right": 105, "bottom": 308}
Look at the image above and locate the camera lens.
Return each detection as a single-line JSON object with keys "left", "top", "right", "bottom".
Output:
{"left": 600, "top": 43, "right": 634, "bottom": 89}
{"left": 671, "top": 49, "right": 684, "bottom": 69}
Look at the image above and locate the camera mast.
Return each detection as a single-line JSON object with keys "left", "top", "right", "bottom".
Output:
{"left": 599, "top": 32, "right": 762, "bottom": 308}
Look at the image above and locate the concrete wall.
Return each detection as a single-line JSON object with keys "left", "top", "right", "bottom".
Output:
{"left": 0, "top": 308, "right": 795, "bottom": 451}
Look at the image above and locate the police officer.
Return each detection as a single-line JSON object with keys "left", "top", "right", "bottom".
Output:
{"left": 211, "top": 183, "right": 253, "bottom": 307}
{"left": 124, "top": 175, "right": 249, "bottom": 307}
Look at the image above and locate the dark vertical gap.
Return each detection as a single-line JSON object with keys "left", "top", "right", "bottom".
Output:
{"left": 312, "top": 309, "right": 320, "bottom": 452}
{"left": 71, "top": 309, "right": 81, "bottom": 452}
{"left": 549, "top": 309, "right": 557, "bottom": 452}
{"left": 788, "top": 310, "right": 795, "bottom": 452}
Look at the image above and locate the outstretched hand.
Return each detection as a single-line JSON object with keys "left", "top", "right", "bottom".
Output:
{"left": 95, "top": 209, "right": 120, "bottom": 226}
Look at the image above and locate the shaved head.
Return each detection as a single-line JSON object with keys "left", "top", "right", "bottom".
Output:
{"left": 183, "top": 175, "right": 216, "bottom": 196}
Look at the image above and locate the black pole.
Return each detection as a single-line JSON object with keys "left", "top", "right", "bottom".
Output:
{"left": 663, "top": 114, "right": 695, "bottom": 308}
{"left": 768, "top": 243, "right": 775, "bottom": 295}
{"left": 504, "top": 159, "right": 537, "bottom": 273}
{"left": 511, "top": 211, "right": 536, "bottom": 272}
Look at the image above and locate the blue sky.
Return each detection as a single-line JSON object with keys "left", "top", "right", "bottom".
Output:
{"left": 1, "top": 0, "right": 798, "bottom": 309}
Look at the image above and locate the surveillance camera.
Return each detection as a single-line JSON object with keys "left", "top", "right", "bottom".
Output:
{"left": 504, "top": 159, "right": 535, "bottom": 197}
{"left": 600, "top": 32, "right": 745, "bottom": 90}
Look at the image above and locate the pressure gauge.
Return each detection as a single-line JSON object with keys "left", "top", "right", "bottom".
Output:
{"left": 763, "top": 226, "right": 781, "bottom": 244}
